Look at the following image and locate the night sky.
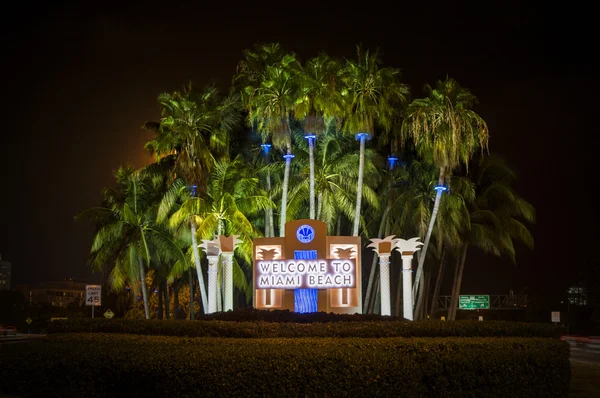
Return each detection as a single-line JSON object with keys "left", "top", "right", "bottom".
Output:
{"left": 2, "top": 1, "right": 596, "bottom": 302}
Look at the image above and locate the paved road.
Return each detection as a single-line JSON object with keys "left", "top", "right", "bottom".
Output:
{"left": 570, "top": 344, "right": 600, "bottom": 366}
{"left": 0, "top": 334, "right": 45, "bottom": 345}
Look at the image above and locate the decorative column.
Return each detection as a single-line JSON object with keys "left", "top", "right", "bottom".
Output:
{"left": 367, "top": 236, "right": 396, "bottom": 316}
{"left": 393, "top": 237, "right": 423, "bottom": 321}
{"left": 217, "top": 235, "right": 242, "bottom": 312}
{"left": 199, "top": 238, "right": 220, "bottom": 314}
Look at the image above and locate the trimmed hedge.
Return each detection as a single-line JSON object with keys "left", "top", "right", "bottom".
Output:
{"left": 47, "top": 317, "right": 563, "bottom": 338}
{"left": 0, "top": 333, "right": 570, "bottom": 397}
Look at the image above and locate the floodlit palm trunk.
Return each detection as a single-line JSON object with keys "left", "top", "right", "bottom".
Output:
{"left": 430, "top": 251, "right": 447, "bottom": 316}
{"left": 266, "top": 171, "right": 274, "bottom": 237}
{"left": 137, "top": 256, "right": 150, "bottom": 319}
{"left": 352, "top": 135, "right": 367, "bottom": 236}
{"left": 413, "top": 166, "right": 446, "bottom": 317}
{"left": 316, "top": 193, "right": 323, "bottom": 221}
{"left": 280, "top": 144, "right": 292, "bottom": 237}
{"left": 308, "top": 138, "right": 316, "bottom": 219}
{"left": 364, "top": 205, "right": 390, "bottom": 312}
{"left": 450, "top": 244, "right": 468, "bottom": 320}
{"left": 188, "top": 268, "right": 195, "bottom": 320}
{"left": 190, "top": 223, "right": 208, "bottom": 312}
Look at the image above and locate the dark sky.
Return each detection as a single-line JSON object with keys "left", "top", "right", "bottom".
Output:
{"left": 2, "top": 1, "right": 596, "bottom": 301}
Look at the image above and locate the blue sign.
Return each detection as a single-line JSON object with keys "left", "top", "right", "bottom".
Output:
{"left": 296, "top": 225, "right": 315, "bottom": 244}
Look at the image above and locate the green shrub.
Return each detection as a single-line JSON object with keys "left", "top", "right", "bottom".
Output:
{"left": 47, "top": 317, "right": 563, "bottom": 338}
{"left": 0, "top": 333, "right": 570, "bottom": 397}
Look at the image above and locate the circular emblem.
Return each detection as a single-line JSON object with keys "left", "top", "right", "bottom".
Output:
{"left": 296, "top": 224, "right": 315, "bottom": 244}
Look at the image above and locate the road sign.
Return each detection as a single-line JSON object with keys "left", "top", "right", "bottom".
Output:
{"left": 25, "top": 317, "right": 32, "bottom": 324}
{"left": 104, "top": 309, "right": 114, "bottom": 319}
{"left": 85, "top": 285, "right": 102, "bottom": 306}
{"left": 459, "top": 295, "right": 490, "bottom": 310}
{"left": 551, "top": 311, "right": 560, "bottom": 323}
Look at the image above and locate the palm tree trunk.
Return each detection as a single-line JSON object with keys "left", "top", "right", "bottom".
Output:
{"left": 188, "top": 268, "right": 195, "bottom": 320}
{"left": 363, "top": 205, "right": 390, "bottom": 312}
{"left": 190, "top": 222, "right": 208, "bottom": 312}
{"left": 430, "top": 250, "right": 447, "bottom": 316}
{"left": 308, "top": 137, "right": 316, "bottom": 219}
{"left": 266, "top": 170, "right": 273, "bottom": 237}
{"left": 173, "top": 282, "right": 181, "bottom": 319}
{"left": 413, "top": 166, "right": 446, "bottom": 317}
{"left": 280, "top": 144, "right": 292, "bottom": 237}
{"left": 352, "top": 135, "right": 367, "bottom": 236}
{"left": 137, "top": 256, "right": 150, "bottom": 319}
{"left": 450, "top": 244, "right": 468, "bottom": 321}
{"left": 336, "top": 213, "right": 341, "bottom": 236}
{"left": 158, "top": 282, "right": 164, "bottom": 319}
{"left": 316, "top": 193, "right": 323, "bottom": 221}
{"left": 163, "top": 280, "right": 170, "bottom": 320}
{"left": 394, "top": 258, "right": 402, "bottom": 317}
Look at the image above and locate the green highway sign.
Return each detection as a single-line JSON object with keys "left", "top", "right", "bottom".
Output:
{"left": 459, "top": 295, "right": 490, "bottom": 310}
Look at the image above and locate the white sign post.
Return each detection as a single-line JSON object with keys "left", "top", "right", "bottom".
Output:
{"left": 551, "top": 311, "right": 560, "bottom": 323}
{"left": 86, "top": 285, "right": 102, "bottom": 318}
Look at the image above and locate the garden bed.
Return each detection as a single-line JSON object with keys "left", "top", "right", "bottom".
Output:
{"left": 0, "top": 333, "right": 570, "bottom": 397}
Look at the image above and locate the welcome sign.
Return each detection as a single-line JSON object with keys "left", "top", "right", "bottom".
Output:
{"left": 256, "top": 259, "right": 356, "bottom": 289}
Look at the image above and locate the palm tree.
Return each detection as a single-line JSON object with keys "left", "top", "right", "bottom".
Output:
{"left": 161, "top": 156, "right": 272, "bottom": 307}
{"left": 244, "top": 54, "right": 300, "bottom": 237}
{"left": 235, "top": 42, "right": 287, "bottom": 237}
{"left": 79, "top": 167, "right": 184, "bottom": 319}
{"left": 295, "top": 54, "right": 344, "bottom": 219}
{"left": 342, "top": 46, "right": 409, "bottom": 236}
{"left": 145, "top": 85, "right": 240, "bottom": 314}
{"left": 401, "top": 78, "right": 489, "bottom": 318}
{"left": 447, "top": 154, "right": 535, "bottom": 320}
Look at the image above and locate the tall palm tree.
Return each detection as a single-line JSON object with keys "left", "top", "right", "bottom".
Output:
{"left": 342, "top": 46, "right": 409, "bottom": 236}
{"left": 295, "top": 54, "right": 344, "bottom": 219}
{"left": 235, "top": 42, "right": 286, "bottom": 237}
{"left": 145, "top": 85, "right": 240, "bottom": 313}
{"left": 244, "top": 55, "right": 301, "bottom": 237}
{"left": 285, "top": 132, "right": 379, "bottom": 231}
{"left": 79, "top": 167, "right": 184, "bottom": 319}
{"left": 401, "top": 78, "right": 489, "bottom": 318}
{"left": 160, "top": 156, "right": 272, "bottom": 306}
{"left": 447, "top": 154, "right": 535, "bottom": 320}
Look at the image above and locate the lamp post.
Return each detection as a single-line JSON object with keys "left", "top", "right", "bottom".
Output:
{"left": 199, "top": 238, "right": 221, "bottom": 314}
{"left": 367, "top": 236, "right": 396, "bottom": 316}
{"left": 393, "top": 237, "right": 423, "bottom": 321}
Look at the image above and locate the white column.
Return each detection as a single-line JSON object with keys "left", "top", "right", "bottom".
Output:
{"left": 402, "top": 255, "right": 414, "bottom": 321}
{"left": 207, "top": 255, "right": 219, "bottom": 314}
{"left": 222, "top": 252, "right": 234, "bottom": 311}
{"left": 379, "top": 255, "right": 391, "bottom": 316}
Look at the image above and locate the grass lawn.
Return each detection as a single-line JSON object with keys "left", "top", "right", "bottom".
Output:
{"left": 570, "top": 361, "right": 600, "bottom": 397}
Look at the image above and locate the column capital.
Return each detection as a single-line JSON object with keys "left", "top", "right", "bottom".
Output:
{"left": 367, "top": 235, "right": 396, "bottom": 257}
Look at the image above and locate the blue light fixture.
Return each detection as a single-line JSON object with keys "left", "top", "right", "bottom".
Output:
{"left": 283, "top": 154, "right": 295, "bottom": 160}
{"left": 355, "top": 132, "right": 371, "bottom": 141}
{"left": 187, "top": 185, "right": 198, "bottom": 197}
{"left": 387, "top": 155, "right": 399, "bottom": 169}
{"left": 260, "top": 143, "right": 272, "bottom": 155}
{"left": 434, "top": 185, "right": 448, "bottom": 192}
{"left": 304, "top": 133, "right": 317, "bottom": 140}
